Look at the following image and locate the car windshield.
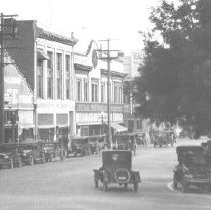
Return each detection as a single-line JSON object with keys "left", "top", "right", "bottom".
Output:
{"left": 19, "top": 144, "right": 37, "bottom": 150}
{"left": 102, "top": 151, "right": 132, "bottom": 169}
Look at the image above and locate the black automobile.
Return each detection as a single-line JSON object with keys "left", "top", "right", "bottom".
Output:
{"left": 18, "top": 139, "right": 46, "bottom": 165}
{"left": 67, "top": 137, "right": 91, "bottom": 157}
{"left": 43, "top": 141, "right": 64, "bottom": 162}
{"left": 152, "top": 130, "right": 174, "bottom": 148}
{"left": 114, "top": 134, "right": 137, "bottom": 155}
{"left": 0, "top": 143, "right": 22, "bottom": 169}
{"left": 93, "top": 150, "right": 141, "bottom": 192}
{"left": 173, "top": 145, "right": 211, "bottom": 192}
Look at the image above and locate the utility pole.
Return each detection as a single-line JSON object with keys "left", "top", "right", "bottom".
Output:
{"left": 0, "top": 13, "right": 18, "bottom": 144}
{"left": 97, "top": 39, "right": 120, "bottom": 149}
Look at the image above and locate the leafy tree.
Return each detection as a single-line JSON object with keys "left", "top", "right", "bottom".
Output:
{"left": 136, "top": 0, "right": 211, "bottom": 137}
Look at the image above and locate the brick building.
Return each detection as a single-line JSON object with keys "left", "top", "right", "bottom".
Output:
{"left": 5, "top": 20, "right": 78, "bottom": 141}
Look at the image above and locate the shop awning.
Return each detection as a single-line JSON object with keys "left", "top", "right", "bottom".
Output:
{"left": 37, "top": 50, "right": 49, "bottom": 60}
{"left": 37, "top": 125, "right": 55, "bottom": 129}
{"left": 111, "top": 123, "right": 128, "bottom": 132}
{"left": 19, "top": 124, "right": 35, "bottom": 129}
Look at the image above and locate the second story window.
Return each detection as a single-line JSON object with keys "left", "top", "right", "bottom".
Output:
{"left": 47, "top": 51, "right": 53, "bottom": 99}
{"left": 101, "top": 82, "right": 105, "bottom": 103}
{"left": 37, "top": 59, "right": 43, "bottom": 98}
{"left": 56, "top": 53, "right": 62, "bottom": 99}
{"left": 66, "top": 55, "right": 70, "bottom": 99}
{"left": 77, "top": 79, "right": 82, "bottom": 101}
{"left": 84, "top": 79, "right": 89, "bottom": 102}
{"left": 92, "top": 79, "right": 99, "bottom": 102}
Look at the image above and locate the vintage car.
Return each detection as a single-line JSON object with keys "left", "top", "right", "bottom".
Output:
{"left": 93, "top": 150, "right": 141, "bottom": 192}
{"left": 173, "top": 145, "right": 211, "bottom": 192}
{"left": 152, "top": 130, "right": 175, "bottom": 147}
{"left": 66, "top": 136, "right": 91, "bottom": 157}
{"left": 18, "top": 139, "right": 46, "bottom": 165}
{"left": 0, "top": 143, "right": 22, "bottom": 169}
{"left": 88, "top": 135, "right": 106, "bottom": 154}
{"left": 136, "top": 132, "right": 147, "bottom": 146}
{"left": 114, "top": 134, "right": 137, "bottom": 155}
{"left": 43, "top": 141, "right": 64, "bottom": 162}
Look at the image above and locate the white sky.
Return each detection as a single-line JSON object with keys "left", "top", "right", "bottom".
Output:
{"left": 1, "top": 0, "right": 161, "bottom": 55}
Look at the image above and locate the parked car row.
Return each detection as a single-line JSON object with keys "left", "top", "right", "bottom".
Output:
{"left": 0, "top": 140, "right": 64, "bottom": 169}
{"left": 65, "top": 135, "right": 106, "bottom": 158}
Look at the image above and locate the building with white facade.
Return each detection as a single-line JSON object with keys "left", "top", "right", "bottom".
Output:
{"left": 74, "top": 40, "right": 127, "bottom": 137}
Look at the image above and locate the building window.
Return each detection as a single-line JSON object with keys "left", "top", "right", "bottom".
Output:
{"left": 37, "top": 59, "right": 43, "bottom": 98}
{"left": 84, "top": 79, "right": 89, "bottom": 102}
{"left": 101, "top": 82, "right": 105, "bottom": 103}
{"left": 114, "top": 82, "right": 122, "bottom": 103}
{"left": 77, "top": 79, "right": 82, "bottom": 101}
{"left": 66, "top": 55, "right": 70, "bottom": 99}
{"left": 56, "top": 53, "right": 62, "bottom": 99}
{"left": 137, "top": 119, "right": 142, "bottom": 130}
{"left": 92, "top": 79, "right": 98, "bottom": 102}
{"left": 47, "top": 51, "right": 53, "bottom": 99}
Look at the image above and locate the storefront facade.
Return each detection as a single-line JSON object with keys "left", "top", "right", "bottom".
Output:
{"left": 74, "top": 40, "right": 127, "bottom": 137}
{"left": 4, "top": 53, "right": 34, "bottom": 143}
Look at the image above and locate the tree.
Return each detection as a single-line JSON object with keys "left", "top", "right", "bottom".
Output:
{"left": 136, "top": 0, "right": 211, "bottom": 137}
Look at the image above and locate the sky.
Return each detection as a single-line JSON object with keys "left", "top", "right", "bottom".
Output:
{"left": 1, "top": 0, "right": 161, "bottom": 55}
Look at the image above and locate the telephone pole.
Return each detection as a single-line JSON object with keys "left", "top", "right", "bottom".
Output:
{"left": 0, "top": 13, "right": 18, "bottom": 144}
{"left": 97, "top": 39, "right": 120, "bottom": 149}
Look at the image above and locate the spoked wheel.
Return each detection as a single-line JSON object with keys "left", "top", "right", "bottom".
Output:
{"left": 103, "top": 181, "right": 108, "bottom": 191}
{"left": 133, "top": 182, "right": 138, "bottom": 192}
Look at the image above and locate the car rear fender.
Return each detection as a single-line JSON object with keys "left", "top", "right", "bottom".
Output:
{"left": 132, "top": 171, "right": 141, "bottom": 183}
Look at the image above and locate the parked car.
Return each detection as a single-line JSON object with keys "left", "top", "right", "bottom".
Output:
{"left": 88, "top": 135, "right": 106, "bottom": 154}
{"left": 18, "top": 139, "right": 46, "bottom": 165}
{"left": 93, "top": 150, "right": 141, "bottom": 192}
{"left": 114, "top": 133, "right": 137, "bottom": 155}
{"left": 66, "top": 136, "right": 91, "bottom": 157}
{"left": 173, "top": 145, "right": 211, "bottom": 192}
{"left": 136, "top": 132, "right": 147, "bottom": 146}
{"left": 43, "top": 141, "right": 64, "bottom": 162}
{"left": 152, "top": 130, "right": 174, "bottom": 147}
{"left": 0, "top": 143, "right": 22, "bottom": 169}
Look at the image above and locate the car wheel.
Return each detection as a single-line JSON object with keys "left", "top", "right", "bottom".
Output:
{"left": 134, "top": 182, "right": 138, "bottom": 192}
{"left": 103, "top": 181, "right": 108, "bottom": 191}
{"left": 94, "top": 179, "right": 98, "bottom": 188}
{"left": 10, "top": 159, "right": 14, "bottom": 169}
{"left": 29, "top": 156, "right": 34, "bottom": 166}
{"left": 181, "top": 178, "right": 188, "bottom": 193}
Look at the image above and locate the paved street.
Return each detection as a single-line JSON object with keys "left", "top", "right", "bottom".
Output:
{"left": 0, "top": 139, "right": 211, "bottom": 210}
